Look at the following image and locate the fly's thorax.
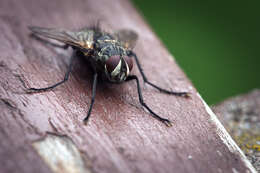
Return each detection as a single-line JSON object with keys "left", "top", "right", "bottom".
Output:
{"left": 96, "top": 39, "right": 123, "bottom": 59}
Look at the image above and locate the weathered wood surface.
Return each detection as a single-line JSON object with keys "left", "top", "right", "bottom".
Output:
{"left": 0, "top": 0, "right": 256, "bottom": 173}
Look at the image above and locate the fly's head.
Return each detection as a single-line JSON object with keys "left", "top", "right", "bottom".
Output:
{"left": 104, "top": 55, "right": 133, "bottom": 83}
{"left": 102, "top": 28, "right": 138, "bottom": 83}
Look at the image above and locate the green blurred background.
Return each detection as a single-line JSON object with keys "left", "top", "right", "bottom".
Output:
{"left": 132, "top": 0, "right": 260, "bottom": 105}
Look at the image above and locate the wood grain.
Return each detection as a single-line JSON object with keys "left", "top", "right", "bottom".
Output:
{"left": 0, "top": 0, "right": 256, "bottom": 172}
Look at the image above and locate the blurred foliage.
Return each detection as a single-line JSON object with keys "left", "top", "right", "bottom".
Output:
{"left": 132, "top": 0, "right": 260, "bottom": 105}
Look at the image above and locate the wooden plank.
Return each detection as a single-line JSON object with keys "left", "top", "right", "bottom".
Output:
{"left": 0, "top": 0, "right": 256, "bottom": 172}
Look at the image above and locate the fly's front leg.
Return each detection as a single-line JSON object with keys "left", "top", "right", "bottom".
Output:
{"left": 27, "top": 52, "right": 76, "bottom": 93}
{"left": 126, "top": 75, "right": 172, "bottom": 127}
{"left": 83, "top": 73, "right": 98, "bottom": 124}
{"left": 127, "top": 51, "right": 189, "bottom": 97}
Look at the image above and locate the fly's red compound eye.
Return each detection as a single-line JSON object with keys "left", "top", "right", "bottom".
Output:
{"left": 123, "top": 56, "right": 133, "bottom": 71}
{"left": 105, "top": 55, "right": 121, "bottom": 73}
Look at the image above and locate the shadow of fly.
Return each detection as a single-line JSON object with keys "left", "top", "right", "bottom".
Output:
{"left": 28, "top": 25, "right": 189, "bottom": 127}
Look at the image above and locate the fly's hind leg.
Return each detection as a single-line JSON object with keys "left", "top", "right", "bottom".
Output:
{"left": 27, "top": 52, "right": 76, "bottom": 93}
{"left": 127, "top": 51, "right": 189, "bottom": 97}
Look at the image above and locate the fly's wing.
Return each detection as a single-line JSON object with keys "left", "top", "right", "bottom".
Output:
{"left": 28, "top": 26, "right": 94, "bottom": 50}
{"left": 113, "top": 29, "right": 138, "bottom": 49}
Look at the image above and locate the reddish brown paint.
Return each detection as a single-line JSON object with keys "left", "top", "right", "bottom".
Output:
{"left": 0, "top": 0, "right": 253, "bottom": 173}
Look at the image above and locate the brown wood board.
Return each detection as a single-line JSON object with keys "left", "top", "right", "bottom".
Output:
{"left": 0, "top": 0, "right": 256, "bottom": 172}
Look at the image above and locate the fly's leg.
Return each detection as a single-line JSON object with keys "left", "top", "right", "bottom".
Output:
{"left": 83, "top": 73, "right": 98, "bottom": 124}
{"left": 27, "top": 52, "right": 75, "bottom": 93}
{"left": 128, "top": 51, "right": 189, "bottom": 97}
{"left": 126, "top": 75, "right": 172, "bottom": 127}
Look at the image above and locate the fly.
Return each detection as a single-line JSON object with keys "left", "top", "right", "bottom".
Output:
{"left": 28, "top": 25, "right": 189, "bottom": 127}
